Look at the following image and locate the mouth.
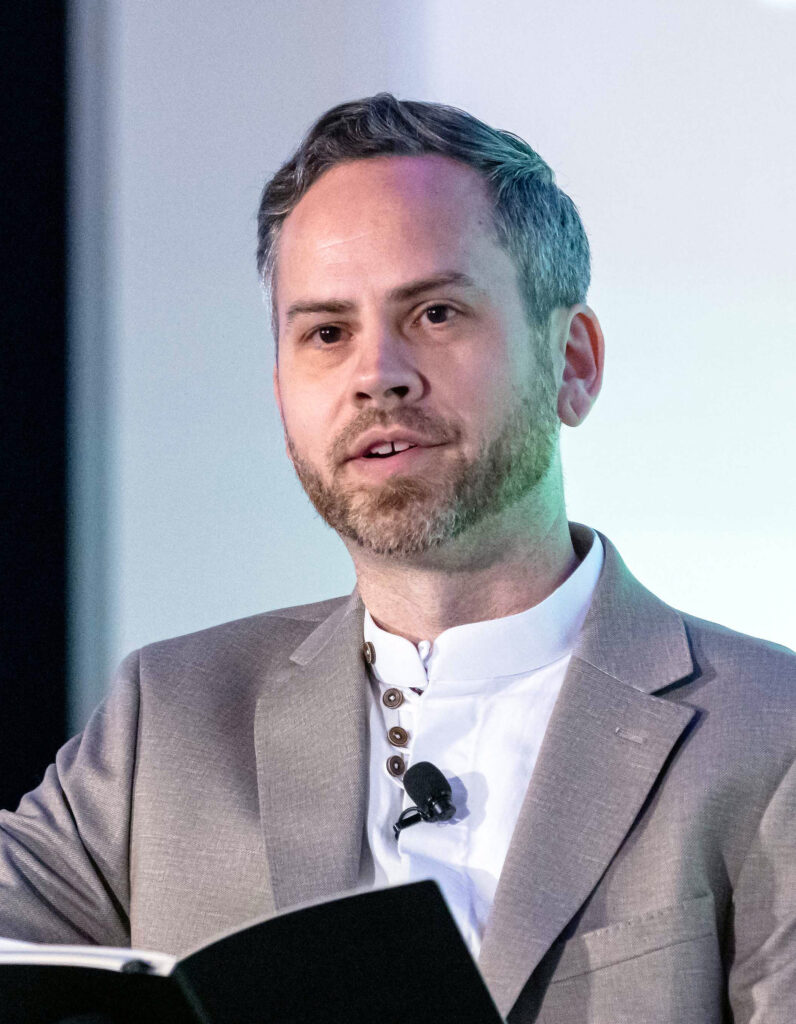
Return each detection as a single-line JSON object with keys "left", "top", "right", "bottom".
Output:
{"left": 343, "top": 438, "right": 446, "bottom": 479}
{"left": 360, "top": 440, "right": 419, "bottom": 460}
{"left": 345, "top": 430, "right": 442, "bottom": 463}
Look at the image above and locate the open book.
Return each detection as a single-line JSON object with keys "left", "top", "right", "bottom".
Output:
{"left": 0, "top": 881, "right": 504, "bottom": 1023}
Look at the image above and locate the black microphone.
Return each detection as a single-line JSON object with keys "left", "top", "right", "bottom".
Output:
{"left": 393, "top": 761, "right": 456, "bottom": 838}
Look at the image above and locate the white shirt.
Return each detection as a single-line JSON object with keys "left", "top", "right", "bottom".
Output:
{"left": 358, "top": 530, "right": 604, "bottom": 957}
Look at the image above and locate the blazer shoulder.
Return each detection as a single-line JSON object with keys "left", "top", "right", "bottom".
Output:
{"left": 679, "top": 608, "right": 795, "bottom": 667}
{"left": 134, "top": 594, "right": 352, "bottom": 680}
{"left": 676, "top": 607, "right": 796, "bottom": 716}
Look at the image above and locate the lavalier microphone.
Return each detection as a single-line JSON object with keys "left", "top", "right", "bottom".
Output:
{"left": 393, "top": 761, "right": 456, "bottom": 839}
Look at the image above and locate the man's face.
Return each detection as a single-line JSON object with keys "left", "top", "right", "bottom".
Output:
{"left": 273, "top": 154, "right": 561, "bottom": 558}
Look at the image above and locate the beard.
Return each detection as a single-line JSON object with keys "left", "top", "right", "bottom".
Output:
{"left": 285, "top": 351, "right": 560, "bottom": 558}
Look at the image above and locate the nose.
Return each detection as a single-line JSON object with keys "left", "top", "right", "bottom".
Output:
{"left": 350, "top": 324, "right": 424, "bottom": 408}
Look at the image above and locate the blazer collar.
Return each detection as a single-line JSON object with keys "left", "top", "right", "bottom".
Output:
{"left": 477, "top": 523, "right": 699, "bottom": 1015}
{"left": 570, "top": 522, "right": 695, "bottom": 694}
{"left": 254, "top": 590, "right": 368, "bottom": 911}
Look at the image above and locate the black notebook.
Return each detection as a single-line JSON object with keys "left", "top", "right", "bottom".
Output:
{"left": 0, "top": 881, "right": 505, "bottom": 1023}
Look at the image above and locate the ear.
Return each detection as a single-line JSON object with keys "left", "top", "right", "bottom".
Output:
{"left": 272, "top": 365, "right": 293, "bottom": 462}
{"left": 272, "top": 364, "right": 285, "bottom": 425}
{"left": 556, "top": 305, "right": 605, "bottom": 428}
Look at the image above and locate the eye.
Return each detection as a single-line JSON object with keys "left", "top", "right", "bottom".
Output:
{"left": 311, "top": 324, "right": 345, "bottom": 345}
{"left": 420, "top": 304, "right": 457, "bottom": 326}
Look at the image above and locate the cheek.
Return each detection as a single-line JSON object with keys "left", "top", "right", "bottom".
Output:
{"left": 277, "top": 376, "right": 313, "bottom": 436}
{"left": 283, "top": 399, "right": 323, "bottom": 448}
{"left": 434, "top": 350, "right": 514, "bottom": 435}
{"left": 278, "top": 384, "right": 343, "bottom": 470}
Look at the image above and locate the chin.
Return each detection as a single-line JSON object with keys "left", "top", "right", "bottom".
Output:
{"left": 339, "top": 490, "right": 464, "bottom": 557}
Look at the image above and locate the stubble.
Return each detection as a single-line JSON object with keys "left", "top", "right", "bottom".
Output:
{"left": 285, "top": 346, "right": 560, "bottom": 558}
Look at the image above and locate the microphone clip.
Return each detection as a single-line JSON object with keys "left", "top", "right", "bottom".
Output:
{"left": 393, "top": 807, "right": 423, "bottom": 838}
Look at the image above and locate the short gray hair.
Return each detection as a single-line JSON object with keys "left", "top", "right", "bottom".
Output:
{"left": 257, "top": 93, "right": 590, "bottom": 338}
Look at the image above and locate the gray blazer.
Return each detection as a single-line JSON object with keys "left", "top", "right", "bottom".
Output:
{"left": 1, "top": 523, "right": 794, "bottom": 1023}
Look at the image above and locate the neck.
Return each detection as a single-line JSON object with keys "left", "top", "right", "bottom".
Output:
{"left": 347, "top": 503, "right": 579, "bottom": 645}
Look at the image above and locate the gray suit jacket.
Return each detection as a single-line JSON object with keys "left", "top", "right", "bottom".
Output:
{"left": 1, "top": 524, "right": 794, "bottom": 1023}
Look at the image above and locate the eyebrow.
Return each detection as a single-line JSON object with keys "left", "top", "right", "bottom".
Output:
{"left": 283, "top": 271, "right": 478, "bottom": 327}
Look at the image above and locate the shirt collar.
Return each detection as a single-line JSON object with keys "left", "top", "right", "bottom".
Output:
{"left": 363, "top": 528, "right": 604, "bottom": 686}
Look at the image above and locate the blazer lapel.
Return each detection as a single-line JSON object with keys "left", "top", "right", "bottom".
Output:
{"left": 254, "top": 591, "right": 370, "bottom": 911}
{"left": 478, "top": 526, "right": 699, "bottom": 1016}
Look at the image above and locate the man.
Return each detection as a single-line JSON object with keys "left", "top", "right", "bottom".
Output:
{"left": 1, "top": 94, "right": 794, "bottom": 1022}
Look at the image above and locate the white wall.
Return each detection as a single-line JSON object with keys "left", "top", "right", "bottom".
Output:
{"left": 69, "top": 0, "right": 795, "bottom": 727}
{"left": 421, "top": 0, "right": 796, "bottom": 651}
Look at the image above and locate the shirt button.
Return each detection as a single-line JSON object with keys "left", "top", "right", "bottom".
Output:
{"left": 382, "top": 687, "right": 404, "bottom": 709}
{"left": 362, "top": 641, "right": 376, "bottom": 666}
{"left": 388, "top": 726, "right": 409, "bottom": 747}
{"left": 386, "top": 754, "right": 406, "bottom": 777}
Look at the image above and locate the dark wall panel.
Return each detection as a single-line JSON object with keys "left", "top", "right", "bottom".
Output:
{"left": 0, "top": 2, "right": 68, "bottom": 810}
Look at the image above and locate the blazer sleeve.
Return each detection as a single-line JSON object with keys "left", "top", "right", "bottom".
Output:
{"left": 0, "top": 651, "right": 141, "bottom": 946}
{"left": 728, "top": 755, "right": 796, "bottom": 1023}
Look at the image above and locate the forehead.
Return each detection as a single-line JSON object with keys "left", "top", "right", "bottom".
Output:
{"left": 275, "top": 155, "right": 505, "bottom": 303}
